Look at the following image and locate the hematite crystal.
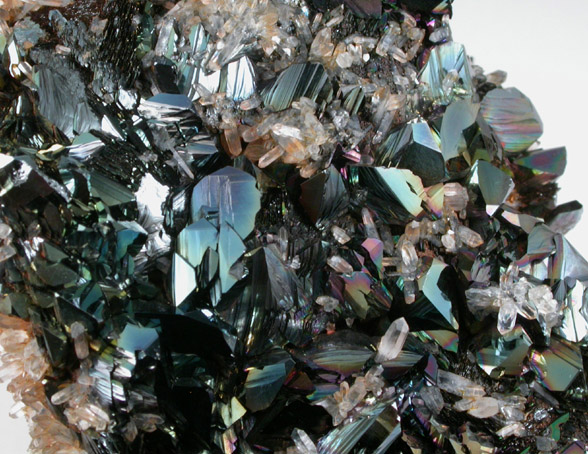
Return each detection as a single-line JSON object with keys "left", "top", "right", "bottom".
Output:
{"left": 0, "top": 0, "right": 586, "bottom": 453}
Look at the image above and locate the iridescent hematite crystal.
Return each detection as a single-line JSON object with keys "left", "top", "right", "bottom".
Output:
{"left": 419, "top": 42, "right": 473, "bottom": 105}
{"left": 480, "top": 87, "right": 543, "bottom": 153}
{"left": 191, "top": 167, "right": 261, "bottom": 240}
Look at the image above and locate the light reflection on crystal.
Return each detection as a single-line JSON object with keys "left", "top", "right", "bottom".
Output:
{"left": 468, "top": 160, "right": 514, "bottom": 206}
{"left": 262, "top": 63, "right": 332, "bottom": 112}
{"left": 177, "top": 219, "right": 218, "bottom": 268}
{"left": 556, "top": 280, "right": 588, "bottom": 343}
{"left": 375, "top": 167, "right": 426, "bottom": 216}
{"left": 480, "top": 88, "right": 543, "bottom": 153}
{"left": 317, "top": 400, "right": 398, "bottom": 454}
{"left": 218, "top": 223, "right": 246, "bottom": 293}
{"left": 416, "top": 330, "right": 458, "bottom": 353}
{"left": 476, "top": 325, "right": 531, "bottom": 377}
{"left": 117, "top": 324, "right": 159, "bottom": 356}
{"left": 171, "top": 253, "right": 196, "bottom": 306}
{"left": 513, "top": 146, "right": 566, "bottom": 178}
{"left": 419, "top": 42, "right": 473, "bottom": 105}
{"left": 416, "top": 259, "right": 458, "bottom": 330}
{"left": 529, "top": 338, "right": 583, "bottom": 392}
{"left": 561, "top": 441, "right": 586, "bottom": 454}
{"left": 221, "top": 56, "right": 256, "bottom": 101}
{"left": 440, "top": 98, "right": 479, "bottom": 161}
{"left": 245, "top": 363, "right": 288, "bottom": 412}
{"left": 191, "top": 167, "right": 260, "bottom": 240}
{"left": 340, "top": 271, "right": 392, "bottom": 319}
{"left": 375, "top": 122, "right": 445, "bottom": 186}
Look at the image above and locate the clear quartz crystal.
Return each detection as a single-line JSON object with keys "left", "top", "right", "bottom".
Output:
{"left": 134, "top": 413, "right": 164, "bottom": 432}
{"left": 399, "top": 239, "right": 418, "bottom": 272}
{"left": 362, "top": 208, "right": 380, "bottom": 239}
{"left": 403, "top": 279, "right": 417, "bottom": 304}
{"left": 258, "top": 146, "right": 284, "bottom": 168}
{"left": 339, "top": 378, "right": 367, "bottom": 414}
{"left": 271, "top": 123, "right": 303, "bottom": 140}
{"left": 500, "top": 405, "right": 524, "bottom": 422}
{"left": 123, "top": 420, "right": 139, "bottom": 442}
{"left": 239, "top": 96, "right": 261, "bottom": 111}
{"left": 316, "top": 296, "right": 339, "bottom": 312}
{"left": 310, "top": 27, "right": 334, "bottom": 58}
{"left": 454, "top": 398, "right": 475, "bottom": 412}
{"left": 331, "top": 226, "right": 351, "bottom": 244}
{"left": 466, "top": 263, "right": 562, "bottom": 337}
{"left": 536, "top": 436, "right": 557, "bottom": 452}
{"left": 364, "top": 365, "right": 385, "bottom": 395}
{"left": 441, "top": 230, "right": 457, "bottom": 252}
{"left": 0, "top": 244, "right": 16, "bottom": 263}
{"left": 444, "top": 182, "right": 468, "bottom": 212}
{"left": 241, "top": 125, "right": 260, "bottom": 142}
{"left": 375, "top": 317, "right": 409, "bottom": 362}
{"left": 420, "top": 385, "right": 445, "bottom": 415}
{"left": 466, "top": 397, "right": 499, "bottom": 418}
{"left": 336, "top": 51, "right": 353, "bottom": 69}
{"left": 437, "top": 370, "right": 486, "bottom": 397}
{"left": 327, "top": 255, "right": 354, "bottom": 274}
{"left": 405, "top": 220, "right": 420, "bottom": 244}
{"left": 0, "top": 223, "right": 12, "bottom": 240}
{"left": 497, "top": 300, "right": 517, "bottom": 335}
{"left": 442, "top": 69, "right": 460, "bottom": 95}
{"left": 70, "top": 321, "right": 89, "bottom": 360}
{"left": 456, "top": 225, "right": 484, "bottom": 248}
{"left": 289, "top": 428, "right": 318, "bottom": 454}
{"left": 486, "top": 70, "right": 507, "bottom": 85}
{"left": 51, "top": 384, "right": 79, "bottom": 405}
{"left": 496, "top": 422, "right": 525, "bottom": 438}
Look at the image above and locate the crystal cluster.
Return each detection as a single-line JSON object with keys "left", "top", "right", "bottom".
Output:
{"left": 0, "top": 314, "right": 85, "bottom": 454}
{"left": 467, "top": 264, "right": 562, "bottom": 337}
{"left": 0, "top": 0, "right": 586, "bottom": 453}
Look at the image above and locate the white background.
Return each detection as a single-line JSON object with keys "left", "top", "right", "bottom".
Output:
{"left": 1, "top": 0, "right": 588, "bottom": 451}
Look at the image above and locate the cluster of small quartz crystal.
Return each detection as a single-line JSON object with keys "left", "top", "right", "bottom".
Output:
{"left": 4, "top": 214, "right": 113, "bottom": 437}
{"left": 466, "top": 263, "right": 561, "bottom": 336}
{"left": 0, "top": 314, "right": 86, "bottom": 454}
{"left": 327, "top": 181, "right": 482, "bottom": 305}
{"left": 307, "top": 5, "right": 424, "bottom": 143}
{"left": 396, "top": 182, "right": 482, "bottom": 303}
{"left": 315, "top": 364, "right": 388, "bottom": 425}
{"left": 435, "top": 370, "right": 528, "bottom": 438}
{"left": 161, "top": 0, "right": 425, "bottom": 176}
{"left": 240, "top": 97, "right": 332, "bottom": 177}
{"left": 49, "top": 322, "right": 111, "bottom": 433}
{"left": 280, "top": 319, "right": 408, "bottom": 453}
{"left": 0, "top": 223, "right": 86, "bottom": 452}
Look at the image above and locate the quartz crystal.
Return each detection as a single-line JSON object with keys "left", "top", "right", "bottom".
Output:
{"left": 466, "top": 263, "right": 561, "bottom": 337}
{"left": 420, "top": 385, "right": 444, "bottom": 415}
{"left": 437, "top": 370, "right": 486, "bottom": 398}
{"left": 375, "top": 317, "right": 409, "bottom": 363}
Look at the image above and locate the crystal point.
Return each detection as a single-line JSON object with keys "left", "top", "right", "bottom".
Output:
{"left": 375, "top": 317, "right": 409, "bottom": 363}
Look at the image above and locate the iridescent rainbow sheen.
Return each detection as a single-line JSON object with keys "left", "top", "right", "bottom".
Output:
{"left": 480, "top": 87, "right": 543, "bottom": 153}
{"left": 476, "top": 325, "right": 531, "bottom": 377}
{"left": 529, "top": 338, "right": 583, "bottom": 392}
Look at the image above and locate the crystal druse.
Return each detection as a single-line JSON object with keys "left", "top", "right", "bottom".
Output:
{"left": 0, "top": 0, "right": 586, "bottom": 453}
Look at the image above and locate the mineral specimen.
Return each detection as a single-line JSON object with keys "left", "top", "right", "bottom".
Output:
{"left": 0, "top": 0, "right": 586, "bottom": 453}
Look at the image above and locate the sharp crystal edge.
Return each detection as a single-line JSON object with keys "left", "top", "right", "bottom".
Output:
{"left": 0, "top": 1, "right": 586, "bottom": 454}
